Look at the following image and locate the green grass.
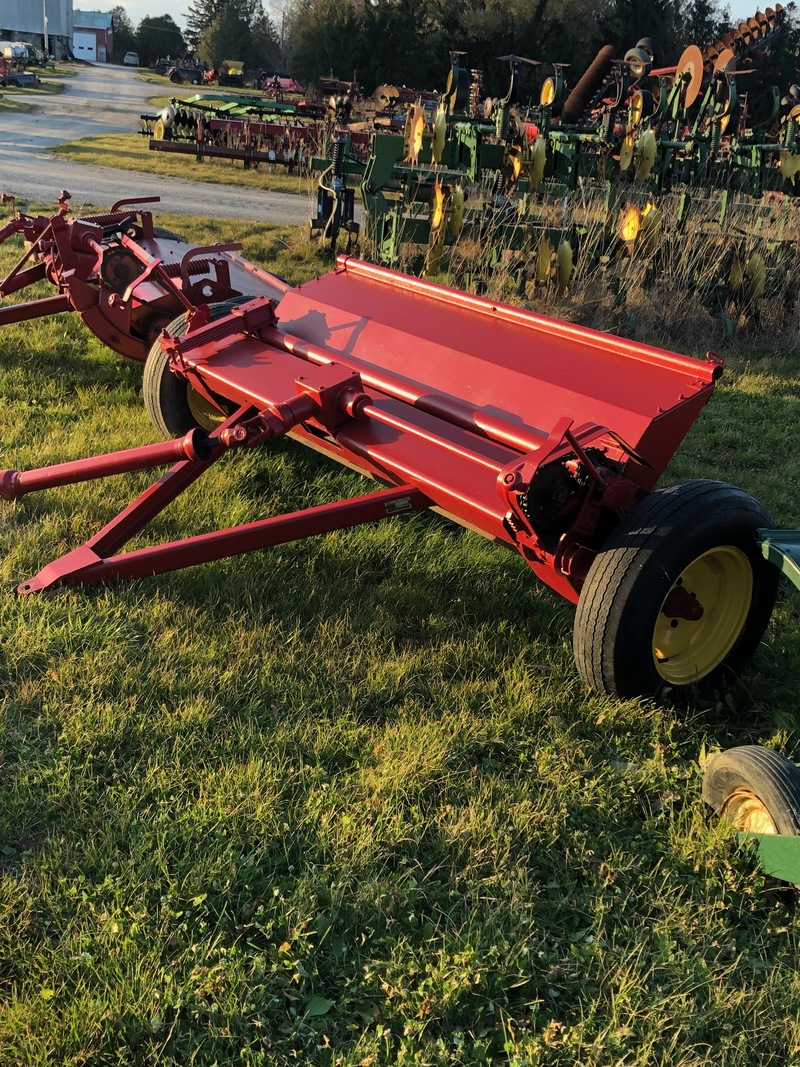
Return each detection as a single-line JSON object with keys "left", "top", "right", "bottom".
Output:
{"left": 50, "top": 133, "right": 317, "bottom": 197}
{"left": 25, "top": 73, "right": 69, "bottom": 96}
{"left": 0, "top": 97, "right": 36, "bottom": 113}
{"left": 0, "top": 64, "right": 72, "bottom": 111}
{"left": 0, "top": 207, "right": 800, "bottom": 1065}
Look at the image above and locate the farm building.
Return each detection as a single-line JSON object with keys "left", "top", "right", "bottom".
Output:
{"left": 0, "top": 0, "right": 73, "bottom": 57}
{"left": 72, "top": 10, "right": 113, "bottom": 62}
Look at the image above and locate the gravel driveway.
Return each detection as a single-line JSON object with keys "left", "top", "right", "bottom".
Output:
{"left": 0, "top": 64, "right": 313, "bottom": 223}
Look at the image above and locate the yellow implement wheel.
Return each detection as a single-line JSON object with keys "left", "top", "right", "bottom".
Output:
{"left": 529, "top": 137, "right": 546, "bottom": 191}
{"left": 704, "top": 747, "right": 800, "bottom": 838}
{"left": 652, "top": 546, "right": 753, "bottom": 685}
{"left": 574, "top": 480, "right": 779, "bottom": 698}
{"left": 634, "top": 129, "right": 656, "bottom": 179}
{"left": 432, "top": 109, "right": 446, "bottom": 163}
{"left": 556, "top": 240, "right": 573, "bottom": 295}
{"left": 619, "top": 134, "right": 635, "bottom": 172}
{"left": 618, "top": 204, "right": 641, "bottom": 243}
{"left": 187, "top": 385, "right": 230, "bottom": 431}
{"left": 430, "top": 183, "right": 445, "bottom": 231}
{"left": 408, "top": 105, "right": 425, "bottom": 164}
{"left": 540, "top": 77, "right": 556, "bottom": 106}
{"left": 720, "top": 788, "right": 778, "bottom": 834}
{"left": 638, "top": 203, "right": 661, "bottom": 255}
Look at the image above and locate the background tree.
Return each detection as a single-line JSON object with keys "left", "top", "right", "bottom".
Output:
{"left": 280, "top": 0, "right": 789, "bottom": 101}
{"left": 111, "top": 5, "right": 137, "bottom": 61}
{"left": 196, "top": 2, "right": 278, "bottom": 69}
{"left": 251, "top": 8, "right": 282, "bottom": 72}
{"left": 185, "top": 0, "right": 261, "bottom": 48}
{"left": 185, "top": 0, "right": 227, "bottom": 49}
{"left": 198, "top": 6, "right": 249, "bottom": 65}
{"left": 289, "top": 0, "right": 362, "bottom": 85}
{"left": 137, "top": 15, "right": 187, "bottom": 65}
{"left": 679, "top": 0, "right": 731, "bottom": 50}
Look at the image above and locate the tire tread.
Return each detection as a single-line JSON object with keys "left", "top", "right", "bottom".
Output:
{"left": 703, "top": 746, "right": 800, "bottom": 835}
{"left": 574, "top": 480, "right": 777, "bottom": 696}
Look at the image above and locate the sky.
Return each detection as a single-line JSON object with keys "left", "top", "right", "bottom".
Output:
{"left": 116, "top": 1, "right": 189, "bottom": 29}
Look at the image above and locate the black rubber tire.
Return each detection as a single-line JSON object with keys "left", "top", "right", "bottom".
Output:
{"left": 143, "top": 297, "right": 251, "bottom": 437}
{"left": 703, "top": 746, "right": 800, "bottom": 835}
{"left": 573, "top": 480, "right": 779, "bottom": 698}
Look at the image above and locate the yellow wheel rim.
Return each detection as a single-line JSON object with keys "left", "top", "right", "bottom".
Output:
{"left": 619, "top": 204, "right": 641, "bottom": 242}
{"left": 430, "top": 183, "right": 445, "bottom": 231}
{"left": 653, "top": 546, "right": 753, "bottom": 684}
{"left": 432, "top": 109, "right": 446, "bottom": 163}
{"left": 540, "top": 77, "right": 556, "bottom": 106}
{"left": 720, "top": 788, "right": 778, "bottom": 834}
{"left": 408, "top": 106, "right": 425, "bottom": 164}
{"left": 187, "top": 385, "right": 227, "bottom": 431}
{"left": 629, "top": 90, "right": 645, "bottom": 127}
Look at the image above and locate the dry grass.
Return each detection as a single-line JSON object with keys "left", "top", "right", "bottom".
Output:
{"left": 392, "top": 184, "right": 800, "bottom": 355}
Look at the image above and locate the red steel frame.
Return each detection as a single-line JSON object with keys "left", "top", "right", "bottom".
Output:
{"left": 0, "top": 255, "right": 722, "bottom": 600}
{"left": 0, "top": 193, "right": 289, "bottom": 362}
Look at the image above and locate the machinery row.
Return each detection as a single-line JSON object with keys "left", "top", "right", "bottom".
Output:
{"left": 137, "top": 9, "right": 800, "bottom": 322}
{"left": 309, "top": 6, "right": 800, "bottom": 308}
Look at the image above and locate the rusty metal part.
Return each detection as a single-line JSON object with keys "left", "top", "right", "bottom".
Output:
{"left": 675, "top": 45, "right": 704, "bottom": 108}
{"left": 561, "top": 45, "right": 617, "bottom": 125}
{"left": 714, "top": 48, "right": 737, "bottom": 75}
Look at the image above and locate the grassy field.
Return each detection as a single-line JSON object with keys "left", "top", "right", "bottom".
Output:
{"left": 51, "top": 132, "right": 316, "bottom": 197}
{"left": 0, "top": 64, "right": 72, "bottom": 107}
{"left": 7, "top": 62, "right": 310, "bottom": 196}
{"left": 1, "top": 206, "right": 800, "bottom": 1065}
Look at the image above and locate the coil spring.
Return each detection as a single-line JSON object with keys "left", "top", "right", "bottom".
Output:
{"left": 469, "top": 70, "right": 483, "bottom": 118}
{"left": 78, "top": 211, "right": 131, "bottom": 228}
{"left": 600, "top": 110, "right": 614, "bottom": 142}
{"left": 331, "top": 137, "right": 346, "bottom": 178}
{"left": 160, "top": 257, "right": 216, "bottom": 278}
{"left": 787, "top": 116, "right": 798, "bottom": 150}
{"left": 495, "top": 103, "right": 510, "bottom": 140}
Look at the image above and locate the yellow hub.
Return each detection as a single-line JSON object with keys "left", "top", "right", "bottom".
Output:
{"left": 720, "top": 788, "right": 778, "bottom": 834}
{"left": 652, "top": 546, "right": 752, "bottom": 684}
{"left": 187, "top": 385, "right": 227, "bottom": 431}
{"left": 540, "top": 77, "right": 556, "bottom": 107}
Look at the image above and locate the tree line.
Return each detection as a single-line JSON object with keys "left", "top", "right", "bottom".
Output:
{"left": 111, "top": 2, "right": 282, "bottom": 74}
{"left": 111, "top": 0, "right": 800, "bottom": 104}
